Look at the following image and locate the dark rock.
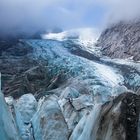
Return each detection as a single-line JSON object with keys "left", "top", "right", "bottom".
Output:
{"left": 120, "top": 93, "right": 140, "bottom": 140}
{"left": 3, "top": 66, "right": 50, "bottom": 98}
{"left": 96, "top": 92, "right": 140, "bottom": 140}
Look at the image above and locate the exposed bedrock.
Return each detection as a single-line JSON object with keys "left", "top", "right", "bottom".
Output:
{"left": 97, "top": 21, "right": 140, "bottom": 61}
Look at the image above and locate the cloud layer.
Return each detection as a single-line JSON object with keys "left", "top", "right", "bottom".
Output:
{"left": 0, "top": 0, "right": 140, "bottom": 36}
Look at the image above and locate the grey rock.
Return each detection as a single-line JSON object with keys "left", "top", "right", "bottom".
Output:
{"left": 97, "top": 21, "right": 140, "bottom": 61}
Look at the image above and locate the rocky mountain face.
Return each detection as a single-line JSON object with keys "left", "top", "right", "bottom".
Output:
{"left": 0, "top": 28, "right": 140, "bottom": 140}
{"left": 97, "top": 21, "right": 140, "bottom": 61}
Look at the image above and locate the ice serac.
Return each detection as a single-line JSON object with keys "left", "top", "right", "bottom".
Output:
{"left": 0, "top": 74, "right": 19, "bottom": 140}
{"left": 14, "top": 93, "right": 37, "bottom": 140}
{"left": 58, "top": 87, "right": 94, "bottom": 132}
{"left": 70, "top": 104, "right": 101, "bottom": 140}
{"left": 70, "top": 92, "right": 140, "bottom": 140}
{"left": 32, "top": 95, "right": 69, "bottom": 140}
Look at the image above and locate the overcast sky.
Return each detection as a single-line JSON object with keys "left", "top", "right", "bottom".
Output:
{"left": 0, "top": 0, "right": 140, "bottom": 35}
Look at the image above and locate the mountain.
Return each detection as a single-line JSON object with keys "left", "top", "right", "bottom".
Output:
{"left": 0, "top": 28, "right": 140, "bottom": 140}
{"left": 97, "top": 20, "right": 140, "bottom": 61}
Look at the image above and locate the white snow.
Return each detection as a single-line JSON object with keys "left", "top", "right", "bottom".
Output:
{"left": 42, "top": 28, "right": 99, "bottom": 42}
{"left": 5, "top": 96, "right": 14, "bottom": 106}
{"left": 42, "top": 28, "right": 102, "bottom": 56}
{"left": 93, "top": 62, "right": 124, "bottom": 87}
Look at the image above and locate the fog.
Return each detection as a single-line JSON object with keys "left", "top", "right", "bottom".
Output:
{"left": 0, "top": 0, "right": 140, "bottom": 37}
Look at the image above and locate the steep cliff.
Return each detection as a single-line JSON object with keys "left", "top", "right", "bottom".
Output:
{"left": 97, "top": 21, "right": 140, "bottom": 61}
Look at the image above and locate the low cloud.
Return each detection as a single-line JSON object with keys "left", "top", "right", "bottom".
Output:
{"left": 0, "top": 0, "right": 140, "bottom": 37}
{"left": 101, "top": 0, "right": 140, "bottom": 26}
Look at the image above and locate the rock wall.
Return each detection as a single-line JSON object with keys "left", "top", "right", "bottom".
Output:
{"left": 97, "top": 21, "right": 140, "bottom": 61}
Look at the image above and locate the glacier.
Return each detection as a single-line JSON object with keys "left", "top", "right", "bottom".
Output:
{"left": 0, "top": 28, "right": 140, "bottom": 140}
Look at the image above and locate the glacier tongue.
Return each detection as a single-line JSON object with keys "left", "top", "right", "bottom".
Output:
{"left": 0, "top": 36, "right": 140, "bottom": 140}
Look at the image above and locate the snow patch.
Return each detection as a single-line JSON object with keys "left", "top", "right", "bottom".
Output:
{"left": 42, "top": 28, "right": 99, "bottom": 42}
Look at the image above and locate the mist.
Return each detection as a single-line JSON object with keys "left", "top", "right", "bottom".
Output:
{"left": 0, "top": 0, "right": 140, "bottom": 38}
